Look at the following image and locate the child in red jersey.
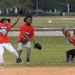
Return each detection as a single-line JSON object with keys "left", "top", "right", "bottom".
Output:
{"left": 0, "top": 11, "right": 22, "bottom": 68}
{"left": 63, "top": 29, "right": 75, "bottom": 63}
{"left": 17, "top": 15, "right": 36, "bottom": 64}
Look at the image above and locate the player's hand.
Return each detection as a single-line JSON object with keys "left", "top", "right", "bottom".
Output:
{"left": 18, "top": 6, "right": 23, "bottom": 15}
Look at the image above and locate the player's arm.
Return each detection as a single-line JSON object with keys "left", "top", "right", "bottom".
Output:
{"left": 66, "top": 36, "right": 73, "bottom": 43}
{"left": 30, "top": 37, "right": 36, "bottom": 44}
{"left": 22, "top": 34, "right": 36, "bottom": 44}
{"left": 12, "top": 15, "right": 21, "bottom": 27}
{"left": 69, "top": 35, "right": 75, "bottom": 40}
{"left": 12, "top": 7, "right": 23, "bottom": 27}
{"left": 30, "top": 27, "right": 36, "bottom": 44}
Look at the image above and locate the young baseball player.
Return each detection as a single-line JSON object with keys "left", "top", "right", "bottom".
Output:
{"left": 17, "top": 15, "right": 36, "bottom": 64}
{"left": 63, "top": 29, "right": 75, "bottom": 63}
{"left": 0, "top": 11, "right": 22, "bottom": 68}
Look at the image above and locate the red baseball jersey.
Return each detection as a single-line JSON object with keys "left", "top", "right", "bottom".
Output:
{"left": 72, "top": 38, "right": 75, "bottom": 45}
{"left": 17, "top": 23, "right": 34, "bottom": 43}
{"left": 0, "top": 22, "right": 12, "bottom": 43}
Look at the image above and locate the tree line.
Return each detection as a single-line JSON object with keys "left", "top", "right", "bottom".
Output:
{"left": 0, "top": 0, "right": 75, "bottom": 16}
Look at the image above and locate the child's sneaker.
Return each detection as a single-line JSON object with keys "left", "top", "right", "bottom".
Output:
{"left": 26, "top": 57, "right": 30, "bottom": 64}
{"left": 66, "top": 59, "right": 71, "bottom": 63}
{"left": 71, "top": 58, "right": 74, "bottom": 63}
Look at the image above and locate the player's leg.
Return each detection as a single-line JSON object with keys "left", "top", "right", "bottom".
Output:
{"left": 71, "top": 55, "right": 74, "bottom": 62}
{"left": 25, "top": 41, "right": 31, "bottom": 64}
{"left": 66, "top": 49, "right": 75, "bottom": 63}
{"left": 66, "top": 50, "right": 71, "bottom": 63}
{"left": 17, "top": 42, "right": 23, "bottom": 57}
{"left": 0, "top": 44, "right": 4, "bottom": 68}
{"left": 4, "top": 43, "right": 22, "bottom": 63}
{"left": 4, "top": 43, "right": 19, "bottom": 58}
{"left": 70, "top": 49, "right": 75, "bottom": 62}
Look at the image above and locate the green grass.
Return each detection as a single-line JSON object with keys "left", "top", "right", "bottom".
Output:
{"left": 0, "top": 16, "right": 75, "bottom": 28}
{"left": 3, "top": 36, "right": 75, "bottom": 67}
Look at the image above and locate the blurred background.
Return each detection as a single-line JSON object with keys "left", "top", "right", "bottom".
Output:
{"left": 0, "top": 0, "right": 75, "bottom": 16}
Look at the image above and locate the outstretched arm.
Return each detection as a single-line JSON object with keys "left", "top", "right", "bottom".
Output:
{"left": 12, "top": 7, "right": 23, "bottom": 27}
{"left": 66, "top": 36, "right": 73, "bottom": 43}
{"left": 12, "top": 15, "right": 21, "bottom": 27}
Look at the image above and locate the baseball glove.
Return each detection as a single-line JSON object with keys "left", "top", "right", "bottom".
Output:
{"left": 18, "top": 7, "right": 23, "bottom": 15}
{"left": 34, "top": 43, "right": 42, "bottom": 50}
{"left": 62, "top": 28, "right": 70, "bottom": 37}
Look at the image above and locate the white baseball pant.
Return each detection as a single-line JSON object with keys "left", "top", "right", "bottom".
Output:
{"left": 0, "top": 43, "right": 19, "bottom": 63}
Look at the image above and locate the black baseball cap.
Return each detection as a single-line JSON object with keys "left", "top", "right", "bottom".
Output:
{"left": 24, "top": 15, "right": 32, "bottom": 22}
{"left": 0, "top": 18, "right": 11, "bottom": 23}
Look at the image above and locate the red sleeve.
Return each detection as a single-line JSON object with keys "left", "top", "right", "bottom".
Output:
{"left": 30, "top": 26, "right": 34, "bottom": 38}
{"left": 72, "top": 39, "right": 75, "bottom": 45}
{"left": 7, "top": 24, "right": 13, "bottom": 31}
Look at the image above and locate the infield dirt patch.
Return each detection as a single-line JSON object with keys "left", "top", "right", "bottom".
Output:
{"left": 0, "top": 67, "right": 75, "bottom": 75}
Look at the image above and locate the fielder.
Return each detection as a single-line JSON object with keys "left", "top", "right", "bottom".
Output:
{"left": 0, "top": 8, "right": 22, "bottom": 68}
{"left": 62, "top": 29, "right": 75, "bottom": 63}
{"left": 17, "top": 15, "right": 42, "bottom": 64}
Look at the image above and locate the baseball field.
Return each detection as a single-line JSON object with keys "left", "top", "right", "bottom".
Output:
{"left": 1, "top": 16, "right": 75, "bottom": 28}
{"left": 0, "top": 36, "right": 75, "bottom": 75}
{"left": 0, "top": 16, "right": 75, "bottom": 75}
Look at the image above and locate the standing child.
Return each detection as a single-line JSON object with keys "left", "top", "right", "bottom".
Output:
{"left": 17, "top": 15, "right": 42, "bottom": 64}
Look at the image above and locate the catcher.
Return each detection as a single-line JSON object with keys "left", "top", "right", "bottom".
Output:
{"left": 62, "top": 28, "right": 75, "bottom": 63}
{"left": 17, "top": 15, "right": 42, "bottom": 64}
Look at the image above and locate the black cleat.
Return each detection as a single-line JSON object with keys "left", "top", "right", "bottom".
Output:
{"left": 26, "top": 57, "right": 30, "bottom": 64}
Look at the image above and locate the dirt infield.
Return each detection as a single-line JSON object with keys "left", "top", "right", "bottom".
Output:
{"left": 0, "top": 67, "right": 75, "bottom": 75}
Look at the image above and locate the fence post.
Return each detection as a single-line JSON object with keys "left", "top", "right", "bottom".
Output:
{"left": 66, "top": 24, "right": 68, "bottom": 45}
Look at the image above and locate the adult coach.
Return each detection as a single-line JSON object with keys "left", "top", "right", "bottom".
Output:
{"left": 62, "top": 29, "right": 75, "bottom": 63}
{"left": 0, "top": 9, "right": 22, "bottom": 68}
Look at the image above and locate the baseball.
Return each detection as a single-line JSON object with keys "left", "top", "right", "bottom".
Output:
{"left": 48, "top": 20, "right": 52, "bottom": 23}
